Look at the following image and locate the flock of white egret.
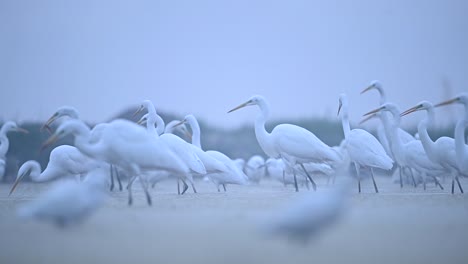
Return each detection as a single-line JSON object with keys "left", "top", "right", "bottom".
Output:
{"left": 2, "top": 81, "right": 467, "bottom": 238}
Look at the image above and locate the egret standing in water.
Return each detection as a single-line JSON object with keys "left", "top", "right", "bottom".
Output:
{"left": 338, "top": 94, "right": 393, "bottom": 193}
{"left": 363, "top": 103, "right": 444, "bottom": 190}
{"left": 401, "top": 101, "right": 463, "bottom": 193}
{"left": 435, "top": 93, "right": 468, "bottom": 174}
{"left": 228, "top": 95, "right": 340, "bottom": 192}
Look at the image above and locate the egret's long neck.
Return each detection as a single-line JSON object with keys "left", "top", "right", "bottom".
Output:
{"left": 454, "top": 119, "right": 467, "bottom": 167}
{"left": 340, "top": 105, "right": 351, "bottom": 139}
{"left": 385, "top": 110, "right": 404, "bottom": 163}
{"left": 37, "top": 162, "right": 63, "bottom": 182}
{"left": 155, "top": 115, "right": 165, "bottom": 136}
{"left": 73, "top": 125, "right": 106, "bottom": 160}
{"left": 254, "top": 99, "right": 272, "bottom": 153}
{"left": 377, "top": 87, "right": 387, "bottom": 105}
{"left": 418, "top": 108, "right": 438, "bottom": 162}
{"left": 0, "top": 136, "right": 9, "bottom": 157}
{"left": 145, "top": 114, "right": 158, "bottom": 136}
{"left": 188, "top": 117, "right": 202, "bottom": 149}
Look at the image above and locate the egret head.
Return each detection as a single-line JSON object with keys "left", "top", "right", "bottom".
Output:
{"left": 137, "top": 113, "right": 149, "bottom": 125}
{"left": 1, "top": 121, "right": 29, "bottom": 135}
{"left": 435, "top": 93, "right": 468, "bottom": 108}
{"left": 134, "top": 100, "right": 155, "bottom": 117}
{"left": 228, "top": 95, "right": 266, "bottom": 113}
{"left": 41, "top": 120, "right": 86, "bottom": 151}
{"left": 172, "top": 118, "right": 193, "bottom": 140}
{"left": 400, "top": 101, "right": 433, "bottom": 117}
{"left": 9, "top": 161, "right": 40, "bottom": 196}
{"left": 42, "top": 106, "right": 79, "bottom": 132}
{"left": 361, "top": 80, "right": 383, "bottom": 95}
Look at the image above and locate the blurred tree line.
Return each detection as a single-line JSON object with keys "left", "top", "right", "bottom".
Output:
{"left": 0, "top": 108, "right": 456, "bottom": 182}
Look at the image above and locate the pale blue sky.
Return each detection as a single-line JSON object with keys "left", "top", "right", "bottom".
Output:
{"left": 0, "top": 0, "right": 467, "bottom": 129}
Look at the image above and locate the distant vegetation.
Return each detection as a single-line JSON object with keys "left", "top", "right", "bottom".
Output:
{"left": 0, "top": 107, "right": 457, "bottom": 182}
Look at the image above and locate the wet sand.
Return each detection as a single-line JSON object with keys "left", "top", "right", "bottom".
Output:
{"left": 0, "top": 175, "right": 467, "bottom": 264}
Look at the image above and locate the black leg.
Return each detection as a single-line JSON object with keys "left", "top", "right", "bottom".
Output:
{"left": 115, "top": 167, "right": 123, "bottom": 191}
{"left": 432, "top": 176, "right": 444, "bottom": 190}
{"left": 222, "top": 184, "right": 227, "bottom": 192}
{"left": 456, "top": 176, "right": 464, "bottom": 193}
{"left": 191, "top": 183, "right": 197, "bottom": 194}
{"left": 293, "top": 170, "right": 299, "bottom": 192}
{"left": 399, "top": 166, "right": 403, "bottom": 188}
{"left": 181, "top": 179, "right": 189, "bottom": 195}
{"left": 299, "top": 163, "right": 317, "bottom": 191}
{"left": 109, "top": 164, "right": 115, "bottom": 192}
{"left": 370, "top": 168, "right": 379, "bottom": 193}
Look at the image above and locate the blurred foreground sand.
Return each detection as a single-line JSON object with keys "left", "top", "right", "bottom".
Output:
{"left": 0, "top": 175, "right": 467, "bottom": 264}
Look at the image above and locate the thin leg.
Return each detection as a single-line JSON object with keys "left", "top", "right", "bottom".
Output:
{"left": 299, "top": 163, "right": 317, "bottom": 191}
{"left": 422, "top": 172, "right": 426, "bottom": 191}
{"left": 370, "top": 167, "right": 379, "bottom": 193}
{"left": 222, "top": 184, "right": 227, "bottom": 192}
{"left": 217, "top": 185, "right": 220, "bottom": 192}
{"left": 399, "top": 166, "right": 403, "bottom": 188}
{"left": 354, "top": 163, "right": 361, "bottom": 193}
{"left": 305, "top": 179, "right": 310, "bottom": 190}
{"left": 109, "top": 164, "right": 115, "bottom": 192}
{"left": 115, "top": 167, "right": 123, "bottom": 191}
{"left": 191, "top": 183, "right": 197, "bottom": 194}
{"left": 139, "top": 176, "right": 152, "bottom": 206}
{"left": 408, "top": 168, "right": 417, "bottom": 188}
{"left": 451, "top": 178, "right": 455, "bottom": 194}
{"left": 432, "top": 176, "right": 444, "bottom": 190}
{"left": 293, "top": 170, "right": 299, "bottom": 192}
{"left": 177, "top": 179, "right": 181, "bottom": 195}
{"left": 456, "top": 176, "right": 464, "bottom": 193}
{"left": 181, "top": 179, "right": 189, "bottom": 195}
{"left": 127, "top": 175, "right": 138, "bottom": 206}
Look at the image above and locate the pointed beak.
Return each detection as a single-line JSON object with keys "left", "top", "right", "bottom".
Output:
{"left": 228, "top": 101, "right": 251, "bottom": 113}
{"left": 363, "top": 106, "right": 385, "bottom": 117}
{"left": 434, "top": 98, "right": 458, "bottom": 108}
{"left": 173, "top": 120, "right": 186, "bottom": 127}
{"left": 9, "top": 170, "right": 30, "bottom": 196}
{"left": 133, "top": 105, "right": 144, "bottom": 117}
{"left": 359, "top": 114, "right": 376, "bottom": 125}
{"left": 15, "top": 127, "right": 29, "bottom": 134}
{"left": 137, "top": 118, "right": 146, "bottom": 125}
{"left": 41, "top": 134, "right": 59, "bottom": 152}
{"left": 337, "top": 102, "right": 342, "bottom": 116}
{"left": 41, "top": 114, "right": 58, "bottom": 132}
{"left": 360, "top": 84, "right": 375, "bottom": 95}
{"left": 400, "top": 105, "right": 421, "bottom": 117}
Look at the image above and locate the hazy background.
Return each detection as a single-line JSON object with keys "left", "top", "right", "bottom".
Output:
{"left": 0, "top": 0, "right": 466, "bottom": 130}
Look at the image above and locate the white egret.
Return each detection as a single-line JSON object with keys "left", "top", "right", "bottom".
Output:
{"left": 401, "top": 101, "right": 463, "bottom": 193}
{"left": 16, "top": 165, "right": 109, "bottom": 228}
{"left": 361, "top": 81, "right": 415, "bottom": 187}
{"left": 42, "top": 119, "right": 205, "bottom": 205}
{"left": 136, "top": 100, "right": 207, "bottom": 194}
{"left": 338, "top": 94, "right": 393, "bottom": 193}
{"left": 245, "top": 155, "right": 266, "bottom": 184}
{"left": 228, "top": 95, "right": 340, "bottom": 192}
{"left": 435, "top": 93, "right": 468, "bottom": 174}
{"left": 0, "top": 121, "right": 29, "bottom": 181}
{"left": 43, "top": 106, "right": 123, "bottom": 191}
{"left": 177, "top": 114, "right": 248, "bottom": 192}
{"left": 9, "top": 145, "right": 101, "bottom": 195}
{"left": 364, "top": 103, "right": 445, "bottom": 190}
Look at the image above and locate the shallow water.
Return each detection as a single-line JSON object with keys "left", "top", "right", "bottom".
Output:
{"left": 0, "top": 175, "right": 467, "bottom": 264}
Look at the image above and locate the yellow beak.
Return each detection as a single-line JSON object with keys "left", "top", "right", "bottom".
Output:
{"left": 360, "top": 84, "right": 375, "bottom": 95}
{"left": 434, "top": 98, "right": 458, "bottom": 108}
{"left": 41, "top": 134, "right": 59, "bottom": 152}
{"left": 9, "top": 170, "right": 30, "bottom": 196}
{"left": 400, "top": 105, "right": 421, "bottom": 117}
{"left": 228, "top": 101, "right": 251, "bottom": 113}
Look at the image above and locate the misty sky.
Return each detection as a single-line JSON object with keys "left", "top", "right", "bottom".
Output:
{"left": 0, "top": 0, "right": 467, "bottom": 129}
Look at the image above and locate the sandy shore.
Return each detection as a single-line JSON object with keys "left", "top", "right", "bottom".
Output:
{"left": 0, "top": 175, "right": 467, "bottom": 264}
